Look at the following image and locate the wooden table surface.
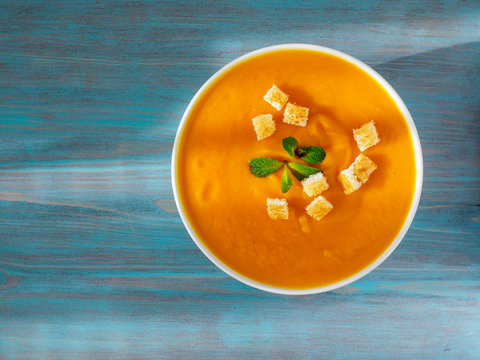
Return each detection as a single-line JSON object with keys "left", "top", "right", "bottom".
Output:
{"left": 1, "top": 1, "right": 479, "bottom": 359}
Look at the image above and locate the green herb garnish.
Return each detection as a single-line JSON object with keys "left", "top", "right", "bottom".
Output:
{"left": 249, "top": 138, "right": 325, "bottom": 193}
{"left": 282, "top": 136, "right": 298, "bottom": 157}
{"left": 280, "top": 165, "right": 293, "bottom": 193}
{"left": 295, "top": 146, "right": 308, "bottom": 157}
{"left": 287, "top": 162, "right": 322, "bottom": 181}
{"left": 249, "top": 157, "right": 284, "bottom": 177}
{"left": 283, "top": 137, "right": 326, "bottom": 164}
{"left": 295, "top": 145, "right": 326, "bottom": 164}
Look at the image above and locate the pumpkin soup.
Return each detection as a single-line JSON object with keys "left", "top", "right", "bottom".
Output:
{"left": 175, "top": 49, "right": 416, "bottom": 289}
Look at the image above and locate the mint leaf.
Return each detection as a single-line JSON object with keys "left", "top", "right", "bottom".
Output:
{"left": 299, "top": 146, "right": 326, "bottom": 164}
{"left": 295, "top": 146, "right": 308, "bottom": 157}
{"left": 295, "top": 146, "right": 325, "bottom": 164}
{"left": 280, "top": 165, "right": 293, "bottom": 193}
{"left": 288, "top": 162, "right": 322, "bottom": 181}
{"left": 282, "top": 137, "right": 298, "bottom": 157}
{"left": 249, "top": 157, "right": 283, "bottom": 177}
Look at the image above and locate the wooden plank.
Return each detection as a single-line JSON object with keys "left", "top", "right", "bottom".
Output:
{"left": 0, "top": 0, "right": 479, "bottom": 358}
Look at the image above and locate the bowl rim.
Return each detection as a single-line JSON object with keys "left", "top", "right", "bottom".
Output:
{"left": 171, "top": 43, "right": 423, "bottom": 295}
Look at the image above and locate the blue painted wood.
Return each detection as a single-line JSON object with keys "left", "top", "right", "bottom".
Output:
{"left": 1, "top": 0, "right": 479, "bottom": 359}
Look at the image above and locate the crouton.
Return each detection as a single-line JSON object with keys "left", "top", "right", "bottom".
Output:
{"left": 353, "top": 120, "right": 380, "bottom": 151}
{"left": 266, "top": 198, "right": 289, "bottom": 220}
{"left": 350, "top": 153, "right": 377, "bottom": 183}
{"left": 252, "top": 114, "right": 275, "bottom": 140}
{"left": 306, "top": 195, "right": 333, "bottom": 221}
{"left": 301, "top": 172, "right": 329, "bottom": 197}
{"left": 263, "top": 85, "right": 289, "bottom": 111}
{"left": 283, "top": 103, "right": 309, "bottom": 127}
{"left": 338, "top": 168, "right": 362, "bottom": 195}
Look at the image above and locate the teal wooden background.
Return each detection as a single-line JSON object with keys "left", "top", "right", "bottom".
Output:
{"left": 1, "top": 0, "right": 479, "bottom": 359}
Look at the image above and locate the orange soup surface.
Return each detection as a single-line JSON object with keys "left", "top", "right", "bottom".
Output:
{"left": 176, "top": 49, "right": 416, "bottom": 289}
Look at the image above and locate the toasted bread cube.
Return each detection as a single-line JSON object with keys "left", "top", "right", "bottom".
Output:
{"left": 263, "top": 85, "right": 289, "bottom": 111}
{"left": 353, "top": 120, "right": 380, "bottom": 151}
{"left": 252, "top": 114, "right": 275, "bottom": 140}
{"left": 350, "top": 153, "right": 377, "bottom": 183}
{"left": 338, "top": 168, "right": 361, "bottom": 195}
{"left": 283, "top": 103, "right": 309, "bottom": 127}
{"left": 266, "top": 198, "right": 289, "bottom": 220}
{"left": 306, "top": 195, "right": 333, "bottom": 221}
{"left": 301, "top": 172, "right": 329, "bottom": 197}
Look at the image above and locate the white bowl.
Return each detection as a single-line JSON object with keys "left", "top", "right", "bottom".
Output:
{"left": 171, "top": 44, "right": 423, "bottom": 295}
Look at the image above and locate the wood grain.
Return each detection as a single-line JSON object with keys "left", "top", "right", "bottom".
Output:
{"left": 1, "top": 0, "right": 479, "bottom": 359}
